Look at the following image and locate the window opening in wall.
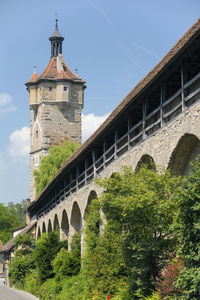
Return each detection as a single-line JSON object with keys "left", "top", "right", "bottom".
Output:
{"left": 146, "top": 87, "right": 161, "bottom": 115}
{"left": 105, "top": 131, "right": 115, "bottom": 151}
{"left": 36, "top": 130, "right": 38, "bottom": 139}
{"left": 71, "top": 168, "right": 76, "bottom": 180}
{"left": 63, "top": 86, "right": 68, "bottom": 91}
{"left": 49, "top": 87, "right": 52, "bottom": 92}
{"left": 185, "top": 48, "right": 200, "bottom": 83}
{"left": 86, "top": 152, "right": 93, "bottom": 168}
{"left": 35, "top": 155, "right": 39, "bottom": 167}
{"left": 95, "top": 141, "right": 103, "bottom": 160}
{"left": 78, "top": 160, "right": 85, "bottom": 175}
{"left": 116, "top": 113, "right": 128, "bottom": 139}
{"left": 165, "top": 67, "right": 181, "bottom": 100}
{"left": 130, "top": 98, "right": 143, "bottom": 128}
{"left": 34, "top": 109, "right": 38, "bottom": 121}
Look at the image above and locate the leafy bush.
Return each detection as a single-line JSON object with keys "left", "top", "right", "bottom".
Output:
{"left": 52, "top": 234, "right": 81, "bottom": 282}
{"left": 33, "top": 231, "right": 67, "bottom": 283}
{"left": 40, "top": 278, "right": 61, "bottom": 300}
{"left": 82, "top": 199, "right": 127, "bottom": 298}
{"left": 9, "top": 251, "right": 35, "bottom": 287}
{"left": 55, "top": 275, "right": 86, "bottom": 300}
{"left": 173, "top": 156, "right": 200, "bottom": 298}
{"left": 156, "top": 257, "right": 183, "bottom": 299}
{"left": 24, "top": 269, "right": 40, "bottom": 296}
{"left": 97, "top": 167, "right": 181, "bottom": 297}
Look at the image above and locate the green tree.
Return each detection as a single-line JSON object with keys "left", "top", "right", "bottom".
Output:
{"left": 7, "top": 199, "right": 26, "bottom": 223}
{"left": 0, "top": 202, "right": 24, "bottom": 244}
{"left": 97, "top": 167, "right": 181, "bottom": 298}
{"left": 173, "top": 156, "right": 200, "bottom": 299}
{"left": 34, "top": 140, "right": 79, "bottom": 196}
{"left": 9, "top": 234, "right": 35, "bottom": 287}
{"left": 82, "top": 199, "right": 127, "bottom": 298}
{"left": 52, "top": 233, "right": 81, "bottom": 282}
{"left": 33, "top": 231, "right": 67, "bottom": 283}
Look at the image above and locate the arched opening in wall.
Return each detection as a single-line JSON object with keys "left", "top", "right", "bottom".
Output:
{"left": 37, "top": 227, "right": 41, "bottom": 238}
{"left": 61, "top": 210, "right": 69, "bottom": 241}
{"left": 42, "top": 222, "right": 46, "bottom": 234}
{"left": 48, "top": 219, "right": 53, "bottom": 233}
{"left": 84, "top": 191, "right": 98, "bottom": 218}
{"left": 135, "top": 154, "right": 156, "bottom": 172}
{"left": 71, "top": 202, "right": 82, "bottom": 233}
{"left": 84, "top": 190, "right": 100, "bottom": 234}
{"left": 53, "top": 214, "right": 59, "bottom": 231}
{"left": 168, "top": 133, "right": 200, "bottom": 176}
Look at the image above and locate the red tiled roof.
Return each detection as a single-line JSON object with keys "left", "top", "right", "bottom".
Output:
{"left": 27, "top": 72, "right": 39, "bottom": 83}
{"left": 26, "top": 57, "right": 85, "bottom": 84}
{"left": 29, "top": 18, "right": 200, "bottom": 208}
{"left": 39, "top": 57, "right": 58, "bottom": 79}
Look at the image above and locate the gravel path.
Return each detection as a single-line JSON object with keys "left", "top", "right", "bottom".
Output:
{"left": 0, "top": 285, "right": 39, "bottom": 300}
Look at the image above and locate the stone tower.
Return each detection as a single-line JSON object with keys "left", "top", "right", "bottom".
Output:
{"left": 25, "top": 20, "right": 86, "bottom": 202}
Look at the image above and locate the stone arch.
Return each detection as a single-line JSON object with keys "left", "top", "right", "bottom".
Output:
{"left": 135, "top": 154, "right": 156, "bottom": 171}
{"left": 168, "top": 133, "right": 200, "bottom": 176}
{"left": 37, "top": 226, "right": 41, "bottom": 238}
{"left": 53, "top": 214, "right": 59, "bottom": 231}
{"left": 42, "top": 222, "right": 46, "bottom": 234}
{"left": 84, "top": 190, "right": 98, "bottom": 219}
{"left": 71, "top": 202, "right": 82, "bottom": 233}
{"left": 48, "top": 219, "right": 53, "bottom": 233}
{"left": 61, "top": 209, "right": 69, "bottom": 240}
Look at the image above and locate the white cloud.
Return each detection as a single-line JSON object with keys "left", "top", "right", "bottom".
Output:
{"left": 82, "top": 112, "right": 110, "bottom": 142}
{"left": 0, "top": 93, "right": 17, "bottom": 114}
{"left": 8, "top": 127, "right": 30, "bottom": 158}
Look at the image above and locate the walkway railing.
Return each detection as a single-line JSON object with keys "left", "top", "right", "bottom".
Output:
{"left": 35, "top": 70, "right": 200, "bottom": 219}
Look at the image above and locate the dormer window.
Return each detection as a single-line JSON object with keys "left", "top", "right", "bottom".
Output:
{"left": 63, "top": 86, "right": 68, "bottom": 91}
{"left": 49, "top": 87, "right": 52, "bottom": 91}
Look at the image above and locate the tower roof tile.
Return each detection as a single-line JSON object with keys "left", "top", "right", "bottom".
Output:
{"left": 26, "top": 57, "right": 85, "bottom": 85}
{"left": 27, "top": 72, "right": 39, "bottom": 83}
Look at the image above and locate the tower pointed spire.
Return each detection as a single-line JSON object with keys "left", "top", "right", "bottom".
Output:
{"left": 49, "top": 17, "right": 64, "bottom": 57}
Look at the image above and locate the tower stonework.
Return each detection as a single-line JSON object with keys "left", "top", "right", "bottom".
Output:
{"left": 26, "top": 20, "right": 86, "bottom": 202}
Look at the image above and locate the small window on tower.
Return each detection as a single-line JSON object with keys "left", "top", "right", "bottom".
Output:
{"left": 35, "top": 156, "right": 39, "bottom": 167}
{"left": 63, "top": 86, "right": 68, "bottom": 92}
{"left": 49, "top": 87, "right": 52, "bottom": 92}
{"left": 36, "top": 130, "right": 38, "bottom": 139}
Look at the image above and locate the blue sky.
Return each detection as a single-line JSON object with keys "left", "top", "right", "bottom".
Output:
{"left": 0, "top": 0, "right": 200, "bottom": 204}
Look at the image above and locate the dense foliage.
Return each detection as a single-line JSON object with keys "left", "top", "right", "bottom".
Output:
{"left": 172, "top": 158, "right": 200, "bottom": 299}
{"left": 0, "top": 200, "right": 26, "bottom": 244}
{"left": 34, "top": 140, "right": 79, "bottom": 195}
{"left": 82, "top": 199, "right": 127, "bottom": 298}
{"left": 97, "top": 167, "right": 181, "bottom": 297}
{"left": 9, "top": 234, "right": 35, "bottom": 287}
{"left": 8, "top": 157, "right": 200, "bottom": 299}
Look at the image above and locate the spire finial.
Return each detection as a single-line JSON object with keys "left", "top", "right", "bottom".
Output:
{"left": 49, "top": 14, "right": 64, "bottom": 57}
{"left": 54, "top": 12, "right": 58, "bottom": 29}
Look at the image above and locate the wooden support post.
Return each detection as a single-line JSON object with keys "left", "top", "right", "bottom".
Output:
{"left": 114, "top": 130, "right": 117, "bottom": 159}
{"left": 181, "top": 64, "right": 185, "bottom": 112}
{"left": 128, "top": 113, "right": 130, "bottom": 149}
{"left": 92, "top": 149, "right": 96, "bottom": 178}
{"left": 76, "top": 165, "right": 79, "bottom": 190}
{"left": 103, "top": 138, "right": 106, "bottom": 167}
{"left": 84, "top": 158, "right": 87, "bottom": 184}
{"left": 160, "top": 84, "right": 164, "bottom": 127}
{"left": 142, "top": 98, "right": 147, "bottom": 140}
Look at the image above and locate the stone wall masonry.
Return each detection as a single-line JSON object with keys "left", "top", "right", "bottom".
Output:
{"left": 36, "top": 100, "right": 200, "bottom": 251}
